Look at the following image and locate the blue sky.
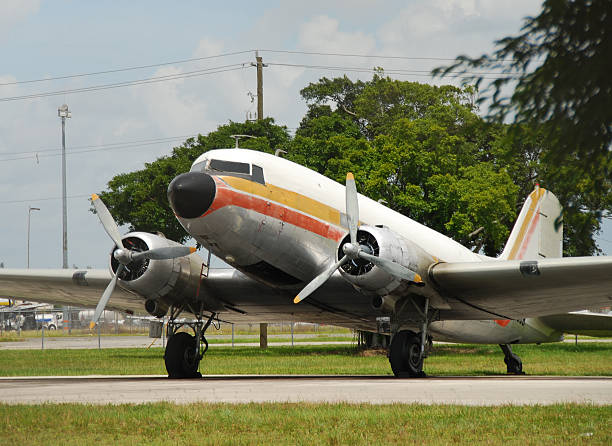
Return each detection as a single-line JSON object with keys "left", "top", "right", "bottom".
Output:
{"left": 0, "top": 0, "right": 609, "bottom": 269}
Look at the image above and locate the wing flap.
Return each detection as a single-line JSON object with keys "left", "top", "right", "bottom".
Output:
{"left": 431, "top": 257, "right": 612, "bottom": 319}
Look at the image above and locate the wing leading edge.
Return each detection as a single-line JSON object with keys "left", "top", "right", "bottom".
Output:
{"left": 430, "top": 256, "right": 612, "bottom": 319}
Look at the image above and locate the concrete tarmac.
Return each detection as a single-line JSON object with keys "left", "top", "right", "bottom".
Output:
{"left": 0, "top": 375, "right": 610, "bottom": 406}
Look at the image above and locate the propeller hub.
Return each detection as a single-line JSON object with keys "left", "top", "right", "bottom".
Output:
{"left": 113, "top": 248, "right": 133, "bottom": 265}
{"left": 342, "top": 243, "right": 360, "bottom": 259}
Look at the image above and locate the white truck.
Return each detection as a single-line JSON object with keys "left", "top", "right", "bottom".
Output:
{"left": 35, "top": 312, "right": 63, "bottom": 330}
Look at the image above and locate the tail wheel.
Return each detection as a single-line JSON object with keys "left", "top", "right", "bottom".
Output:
{"left": 164, "top": 332, "right": 201, "bottom": 378}
{"left": 389, "top": 330, "right": 424, "bottom": 377}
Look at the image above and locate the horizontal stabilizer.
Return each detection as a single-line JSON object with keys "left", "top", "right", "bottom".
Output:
{"left": 539, "top": 311, "right": 612, "bottom": 337}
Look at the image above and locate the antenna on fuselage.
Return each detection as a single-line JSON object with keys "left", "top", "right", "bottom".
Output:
{"left": 229, "top": 134, "right": 256, "bottom": 148}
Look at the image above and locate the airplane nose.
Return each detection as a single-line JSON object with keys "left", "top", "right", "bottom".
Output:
{"left": 167, "top": 172, "right": 216, "bottom": 218}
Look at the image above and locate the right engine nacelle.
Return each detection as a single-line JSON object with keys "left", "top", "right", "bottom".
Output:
{"left": 337, "top": 225, "right": 435, "bottom": 295}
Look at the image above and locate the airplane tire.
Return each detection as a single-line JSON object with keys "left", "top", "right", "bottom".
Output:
{"left": 389, "top": 330, "right": 425, "bottom": 377}
{"left": 164, "top": 332, "right": 202, "bottom": 379}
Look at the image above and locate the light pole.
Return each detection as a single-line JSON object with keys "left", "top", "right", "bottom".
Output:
{"left": 27, "top": 206, "right": 40, "bottom": 268}
{"left": 58, "top": 104, "right": 71, "bottom": 269}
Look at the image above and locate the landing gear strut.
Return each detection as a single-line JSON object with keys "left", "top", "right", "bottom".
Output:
{"left": 164, "top": 304, "right": 217, "bottom": 378}
{"left": 499, "top": 344, "right": 525, "bottom": 375}
{"left": 389, "top": 297, "right": 433, "bottom": 378}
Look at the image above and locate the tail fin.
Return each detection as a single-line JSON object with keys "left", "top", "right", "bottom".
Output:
{"left": 500, "top": 186, "right": 563, "bottom": 260}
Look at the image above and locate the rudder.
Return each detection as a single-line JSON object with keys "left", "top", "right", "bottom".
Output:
{"left": 500, "top": 186, "right": 563, "bottom": 260}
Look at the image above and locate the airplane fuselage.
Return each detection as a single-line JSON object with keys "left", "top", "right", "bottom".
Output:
{"left": 165, "top": 148, "right": 564, "bottom": 345}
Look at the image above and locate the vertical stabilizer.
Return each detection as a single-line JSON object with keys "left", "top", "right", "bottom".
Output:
{"left": 500, "top": 186, "right": 563, "bottom": 260}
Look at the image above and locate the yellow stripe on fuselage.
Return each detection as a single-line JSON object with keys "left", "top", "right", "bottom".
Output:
{"left": 220, "top": 176, "right": 342, "bottom": 226}
{"left": 507, "top": 187, "right": 546, "bottom": 260}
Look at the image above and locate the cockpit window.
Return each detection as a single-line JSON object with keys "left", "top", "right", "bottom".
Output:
{"left": 209, "top": 159, "right": 250, "bottom": 174}
{"left": 190, "top": 158, "right": 265, "bottom": 185}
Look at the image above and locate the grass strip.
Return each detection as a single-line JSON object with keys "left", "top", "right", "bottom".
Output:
{"left": 0, "top": 343, "right": 610, "bottom": 377}
{"left": 0, "top": 402, "right": 609, "bottom": 445}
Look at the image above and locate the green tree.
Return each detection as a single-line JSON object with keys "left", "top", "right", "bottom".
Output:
{"left": 434, "top": 0, "right": 612, "bottom": 175}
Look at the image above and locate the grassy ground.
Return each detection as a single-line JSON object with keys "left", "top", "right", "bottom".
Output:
{"left": 0, "top": 403, "right": 609, "bottom": 445}
{"left": 0, "top": 343, "right": 610, "bottom": 377}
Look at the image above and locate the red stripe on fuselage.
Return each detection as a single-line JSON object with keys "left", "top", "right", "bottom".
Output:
{"left": 201, "top": 177, "right": 345, "bottom": 242}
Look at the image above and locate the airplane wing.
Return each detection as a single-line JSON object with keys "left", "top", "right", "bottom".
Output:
{"left": 430, "top": 256, "right": 612, "bottom": 320}
{"left": 0, "top": 269, "right": 144, "bottom": 315}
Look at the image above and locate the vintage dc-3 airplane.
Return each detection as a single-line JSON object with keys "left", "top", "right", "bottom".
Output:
{"left": 1, "top": 146, "right": 612, "bottom": 378}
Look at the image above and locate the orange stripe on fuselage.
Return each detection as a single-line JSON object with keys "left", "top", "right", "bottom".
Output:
{"left": 201, "top": 176, "right": 345, "bottom": 242}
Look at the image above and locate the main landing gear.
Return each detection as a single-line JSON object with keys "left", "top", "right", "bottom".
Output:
{"left": 389, "top": 330, "right": 430, "bottom": 377}
{"left": 388, "top": 297, "right": 433, "bottom": 378}
{"left": 163, "top": 304, "right": 217, "bottom": 378}
{"left": 499, "top": 344, "right": 525, "bottom": 375}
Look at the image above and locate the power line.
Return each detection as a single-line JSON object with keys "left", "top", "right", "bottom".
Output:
{"left": 0, "top": 194, "right": 90, "bottom": 204}
{"left": 260, "top": 49, "right": 515, "bottom": 63}
{"left": 0, "top": 134, "right": 197, "bottom": 156}
{"left": 0, "top": 137, "right": 194, "bottom": 162}
{"left": 0, "top": 64, "right": 249, "bottom": 102}
{"left": 0, "top": 50, "right": 519, "bottom": 103}
{"left": 0, "top": 50, "right": 254, "bottom": 86}
{"left": 267, "top": 62, "right": 517, "bottom": 79}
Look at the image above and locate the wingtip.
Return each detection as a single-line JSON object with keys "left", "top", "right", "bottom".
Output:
{"left": 293, "top": 296, "right": 301, "bottom": 304}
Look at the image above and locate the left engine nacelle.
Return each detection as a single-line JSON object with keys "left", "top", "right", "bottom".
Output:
{"left": 337, "top": 225, "right": 435, "bottom": 295}
{"left": 110, "top": 232, "right": 207, "bottom": 315}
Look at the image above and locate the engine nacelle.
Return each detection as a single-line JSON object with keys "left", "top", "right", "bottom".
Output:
{"left": 110, "top": 232, "right": 222, "bottom": 315}
{"left": 337, "top": 225, "right": 434, "bottom": 295}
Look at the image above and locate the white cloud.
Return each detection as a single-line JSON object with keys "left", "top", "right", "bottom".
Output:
{"left": 299, "top": 15, "right": 376, "bottom": 55}
{"left": 0, "top": 0, "right": 40, "bottom": 41}
{"left": 378, "top": 0, "right": 541, "bottom": 58}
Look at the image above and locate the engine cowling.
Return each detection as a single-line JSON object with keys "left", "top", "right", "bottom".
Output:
{"left": 336, "top": 225, "right": 434, "bottom": 295}
{"left": 110, "top": 232, "right": 222, "bottom": 316}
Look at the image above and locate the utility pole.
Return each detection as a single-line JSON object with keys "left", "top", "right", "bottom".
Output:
{"left": 27, "top": 206, "right": 40, "bottom": 268}
{"left": 252, "top": 50, "right": 268, "bottom": 348}
{"left": 251, "top": 50, "right": 267, "bottom": 120}
{"left": 58, "top": 104, "right": 71, "bottom": 269}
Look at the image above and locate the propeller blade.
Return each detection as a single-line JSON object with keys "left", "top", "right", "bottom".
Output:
{"left": 345, "top": 173, "right": 359, "bottom": 245}
{"left": 358, "top": 251, "right": 422, "bottom": 283}
{"left": 91, "top": 194, "right": 124, "bottom": 250}
{"left": 294, "top": 256, "right": 348, "bottom": 304}
{"left": 132, "top": 246, "right": 197, "bottom": 261}
{"left": 90, "top": 264, "right": 125, "bottom": 328}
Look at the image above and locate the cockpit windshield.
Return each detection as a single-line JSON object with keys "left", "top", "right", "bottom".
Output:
{"left": 208, "top": 159, "right": 251, "bottom": 174}
{"left": 190, "top": 158, "right": 265, "bottom": 185}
